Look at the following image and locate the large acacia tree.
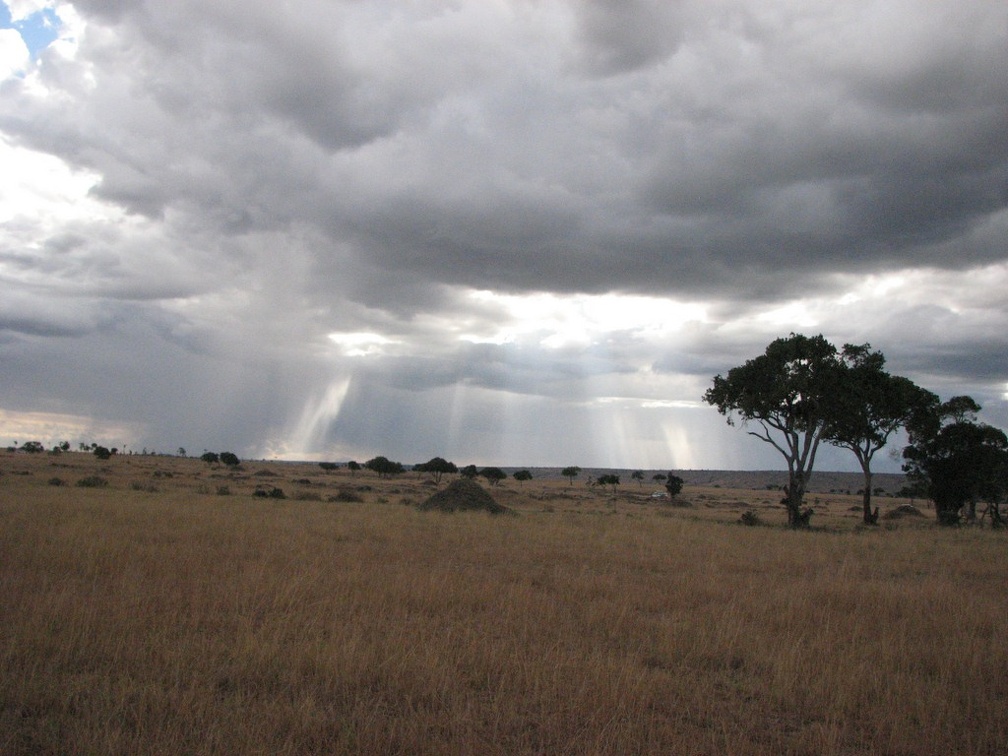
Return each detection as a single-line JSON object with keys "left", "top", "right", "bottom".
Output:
{"left": 823, "top": 344, "right": 934, "bottom": 525}
{"left": 704, "top": 333, "right": 843, "bottom": 527}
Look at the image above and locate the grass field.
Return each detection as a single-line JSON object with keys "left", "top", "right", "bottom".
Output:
{"left": 1, "top": 451, "right": 1006, "bottom": 754}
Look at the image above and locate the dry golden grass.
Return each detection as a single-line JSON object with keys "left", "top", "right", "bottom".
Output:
{"left": 1, "top": 451, "right": 1006, "bottom": 754}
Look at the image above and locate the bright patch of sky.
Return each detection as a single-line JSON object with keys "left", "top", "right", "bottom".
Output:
{"left": 1, "top": 1, "right": 59, "bottom": 60}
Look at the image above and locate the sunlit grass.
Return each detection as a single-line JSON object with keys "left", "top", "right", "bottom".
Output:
{"left": 1, "top": 453, "right": 1006, "bottom": 753}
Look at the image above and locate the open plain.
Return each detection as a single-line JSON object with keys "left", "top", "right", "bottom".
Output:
{"left": 1, "top": 450, "right": 1006, "bottom": 754}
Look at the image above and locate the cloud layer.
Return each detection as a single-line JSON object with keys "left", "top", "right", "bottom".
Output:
{"left": 2, "top": 1, "right": 1007, "bottom": 468}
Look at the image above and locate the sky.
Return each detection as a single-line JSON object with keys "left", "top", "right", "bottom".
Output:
{"left": 1, "top": 1, "right": 1006, "bottom": 471}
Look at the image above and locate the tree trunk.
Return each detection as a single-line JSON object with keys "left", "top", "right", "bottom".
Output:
{"left": 861, "top": 467, "right": 878, "bottom": 525}
{"left": 785, "top": 476, "right": 809, "bottom": 528}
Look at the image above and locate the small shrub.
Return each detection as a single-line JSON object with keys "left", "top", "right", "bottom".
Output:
{"left": 739, "top": 510, "right": 762, "bottom": 526}
{"left": 253, "top": 485, "right": 286, "bottom": 499}
{"left": 76, "top": 476, "right": 109, "bottom": 488}
{"left": 48, "top": 477, "right": 66, "bottom": 486}
{"left": 330, "top": 488, "right": 364, "bottom": 503}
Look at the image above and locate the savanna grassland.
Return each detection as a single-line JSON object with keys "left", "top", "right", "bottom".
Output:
{"left": 1, "top": 451, "right": 1006, "bottom": 754}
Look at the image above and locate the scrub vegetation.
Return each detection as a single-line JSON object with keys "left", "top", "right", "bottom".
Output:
{"left": 2, "top": 450, "right": 1006, "bottom": 754}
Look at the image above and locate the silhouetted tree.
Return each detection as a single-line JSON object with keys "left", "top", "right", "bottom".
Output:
{"left": 479, "top": 467, "right": 507, "bottom": 486}
{"left": 93, "top": 445, "right": 112, "bottom": 460}
{"left": 824, "top": 344, "right": 933, "bottom": 525}
{"left": 597, "top": 473, "right": 620, "bottom": 492}
{"left": 513, "top": 469, "right": 532, "bottom": 486}
{"left": 460, "top": 464, "right": 478, "bottom": 479}
{"left": 631, "top": 470, "right": 645, "bottom": 486}
{"left": 219, "top": 452, "right": 240, "bottom": 467}
{"left": 561, "top": 466, "right": 581, "bottom": 485}
{"left": 665, "top": 474, "right": 684, "bottom": 498}
{"left": 364, "top": 456, "right": 404, "bottom": 477}
{"left": 704, "top": 333, "right": 843, "bottom": 527}
{"left": 416, "top": 457, "right": 458, "bottom": 485}
{"left": 902, "top": 396, "right": 1008, "bottom": 525}
{"left": 200, "top": 451, "right": 219, "bottom": 465}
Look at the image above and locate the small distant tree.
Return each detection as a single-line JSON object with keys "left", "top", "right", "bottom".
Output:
{"left": 347, "top": 460, "right": 361, "bottom": 475}
{"left": 21, "top": 441, "right": 45, "bottom": 454}
{"left": 460, "top": 464, "right": 479, "bottom": 479}
{"left": 59, "top": 441, "right": 70, "bottom": 452}
{"left": 479, "top": 467, "right": 507, "bottom": 486}
{"left": 219, "top": 452, "right": 240, "bottom": 467}
{"left": 665, "top": 473, "right": 684, "bottom": 498}
{"left": 561, "top": 466, "right": 581, "bottom": 485}
{"left": 597, "top": 473, "right": 620, "bottom": 492}
{"left": 319, "top": 462, "right": 340, "bottom": 472}
{"left": 416, "top": 457, "right": 458, "bottom": 486}
{"left": 631, "top": 470, "right": 645, "bottom": 487}
{"left": 177, "top": 447, "right": 187, "bottom": 457}
{"left": 513, "top": 469, "right": 533, "bottom": 486}
{"left": 364, "top": 456, "right": 404, "bottom": 477}
{"left": 93, "top": 445, "right": 112, "bottom": 460}
{"left": 201, "top": 451, "right": 219, "bottom": 466}
{"left": 652, "top": 473, "right": 667, "bottom": 483}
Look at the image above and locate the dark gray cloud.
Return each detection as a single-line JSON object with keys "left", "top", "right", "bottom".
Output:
{"left": 2, "top": 0, "right": 1007, "bottom": 467}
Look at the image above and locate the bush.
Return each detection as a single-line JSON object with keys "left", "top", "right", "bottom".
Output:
{"left": 253, "top": 485, "right": 286, "bottom": 499}
{"left": 329, "top": 488, "right": 364, "bottom": 503}
{"left": 48, "top": 477, "right": 66, "bottom": 487}
{"left": 739, "top": 510, "right": 762, "bottom": 526}
{"left": 76, "top": 476, "right": 109, "bottom": 488}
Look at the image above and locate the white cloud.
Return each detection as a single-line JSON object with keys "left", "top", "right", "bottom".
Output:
{"left": 0, "top": 28, "right": 29, "bottom": 77}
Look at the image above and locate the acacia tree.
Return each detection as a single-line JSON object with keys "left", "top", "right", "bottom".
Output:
{"left": 479, "top": 467, "right": 506, "bottom": 486}
{"left": 416, "top": 457, "right": 457, "bottom": 486}
{"left": 823, "top": 344, "right": 934, "bottom": 525}
{"left": 561, "top": 466, "right": 581, "bottom": 485}
{"left": 631, "top": 470, "right": 645, "bottom": 487}
{"left": 704, "top": 333, "right": 842, "bottom": 528}
{"left": 902, "top": 396, "right": 1008, "bottom": 525}
{"left": 513, "top": 469, "right": 532, "bottom": 486}
{"left": 365, "top": 456, "right": 404, "bottom": 477}
{"left": 597, "top": 473, "right": 620, "bottom": 493}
